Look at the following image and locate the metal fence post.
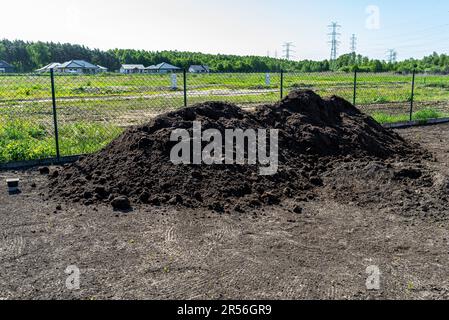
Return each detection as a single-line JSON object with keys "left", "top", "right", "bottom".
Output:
{"left": 50, "top": 68, "right": 60, "bottom": 161}
{"left": 353, "top": 67, "right": 358, "bottom": 107}
{"left": 183, "top": 69, "right": 187, "bottom": 107}
{"left": 410, "top": 68, "right": 416, "bottom": 121}
{"left": 280, "top": 69, "right": 284, "bottom": 100}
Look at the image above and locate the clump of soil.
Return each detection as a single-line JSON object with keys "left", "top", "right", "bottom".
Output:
{"left": 49, "top": 90, "right": 429, "bottom": 212}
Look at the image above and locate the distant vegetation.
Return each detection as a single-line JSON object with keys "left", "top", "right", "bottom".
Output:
{"left": 2, "top": 39, "right": 449, "bottom": 73}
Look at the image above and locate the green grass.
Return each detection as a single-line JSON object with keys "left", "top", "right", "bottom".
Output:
{"left": 371, "top": 113, "right": 410, "bottom": 124}
{"left": 0, "top": 117, "right": 54, "bottom": 161}
{"left": 0, "top": 116, "right": 122, "bottom": 162}
{"left": 372, "top": 108, "right": 449, "bottom": 124}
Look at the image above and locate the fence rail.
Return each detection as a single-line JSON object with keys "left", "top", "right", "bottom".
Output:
{"left": 1, "top": 69, "right": 448, "bottom": 164}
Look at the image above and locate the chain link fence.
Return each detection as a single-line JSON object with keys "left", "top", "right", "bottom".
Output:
{"left": 0, "top": 73, "right": 56, "bottom": 162}
{"left": 52, "top": 71, "right": 186, "bottom": 159}
{"left": 1, "top": 70, "right": 448, "bottom": 164}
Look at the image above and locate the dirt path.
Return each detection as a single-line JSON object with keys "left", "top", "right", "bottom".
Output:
{"left": 1, "top": 123, "right": 449, "bottom": 299}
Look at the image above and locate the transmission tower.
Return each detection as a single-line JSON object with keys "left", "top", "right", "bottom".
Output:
{"left": 350, "top": 34, "right": 357, "bottom": 53}
{"left": 387, "top": 49, "right": 397, "bottom": 63}
{"left": 328, "top": 22, "right": 341, "bottom": 61}
{"left": 282, "top": 42, "right": 296, "bottom": 60}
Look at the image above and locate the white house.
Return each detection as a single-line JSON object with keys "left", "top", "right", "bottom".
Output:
{"left": 36, "top": 60, "right": 100, "bottom": 74}
{"left": 55, "top": 60, "right": 100, "bottom": 74}
{"left": 97, "top": 65, "right": 108, "bottom": 73}
{"left": 120, "top": 64, "right": 146, "bottom": 74}
{"left": 0, "top": 60, "right": 15, "bottom": 73}
{"left": 145, "top": 62, "right": 181, "bottom": 74}
{"left": 189, "top": 65, "right": 210, "bottom": 73}
{"left": 36, "top": 62, "right": 62, "bottom": 73}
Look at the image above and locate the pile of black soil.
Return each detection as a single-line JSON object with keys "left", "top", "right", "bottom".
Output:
{"left": 48, "top": 90, "right": 428, "bottom": 212}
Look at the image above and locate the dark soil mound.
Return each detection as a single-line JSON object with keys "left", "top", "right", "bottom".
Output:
{"left": 49, "top": 90, "right": 426, "bottom": 212}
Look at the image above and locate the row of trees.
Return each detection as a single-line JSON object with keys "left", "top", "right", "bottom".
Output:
{"left": 1, "top": 39, "right": 449, "bottom": 73}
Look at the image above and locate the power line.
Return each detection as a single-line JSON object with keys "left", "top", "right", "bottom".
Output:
{"left": 374, "top": 23, "right": 449, "bottom": 42}
{"left": 374, "top": 14, "right": 449, "bottom": 32}
{"left": 282, "top": 42, "right": 296, "bottom": 60}
{"left": 328, "top": 22, "right": 341, "bottom": 61}
{"left": 356, "top": 21, "right": 449, "bottom": 56}
{"left": 364, "top": 32, "right": 449, "bottom": 51}
{"left": 366, "top": 33, "right": 449, "bottom": 51}
{"left": 361, "top": 23, "right": 449, "bottom": 51}
{"left": 398, "top": 47, "right": 448, "bottom": 57}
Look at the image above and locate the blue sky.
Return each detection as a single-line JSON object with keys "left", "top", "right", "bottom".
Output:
{"left": 1, "top": 0, "right": 449, "bottom": 61}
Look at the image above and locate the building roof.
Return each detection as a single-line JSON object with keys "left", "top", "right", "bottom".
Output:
{"left": 36, "top": 62, "right": 62, "bottom": 72}
{"left": 58, "top": 60, "right": 99, "bottom": 69}
{"left": 189, "top": 65, "right": 210, "bottom": 72}
{"left": 121, "top": 64, "right": 145, "bottom": 70}
{"left": 0, "top": 60, "right": 14, "bottom": 68}
{"left": 146, "top": 62, "right": 181, "bottom": 71}
{"left": 97, "top": 65, "right": 108, "bottom": 70}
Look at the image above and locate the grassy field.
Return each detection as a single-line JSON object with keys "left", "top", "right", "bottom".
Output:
{"left": 372, "top": 109, "right": 449, "bottom": 124}
{"left": 0, "top": 115, "right": 122, "bottom": 162}
{"left": 1, "top": 72, "right": 448, "bottom": 162}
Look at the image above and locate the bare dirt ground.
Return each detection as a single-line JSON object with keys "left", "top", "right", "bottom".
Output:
{"left": 1, "top": 123, "right": 449, "bottom": 300}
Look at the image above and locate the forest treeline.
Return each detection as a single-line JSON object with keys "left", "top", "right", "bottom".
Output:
{"left": 1, "top": 39, "right": 449, "bottom": 73}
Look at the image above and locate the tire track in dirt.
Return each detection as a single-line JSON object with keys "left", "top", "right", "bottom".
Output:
{"left": 0, "top": 234, "right": 26, "bottom": 261}
{"left": 142, "top": 215, "right": 255, "bottom": 299}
